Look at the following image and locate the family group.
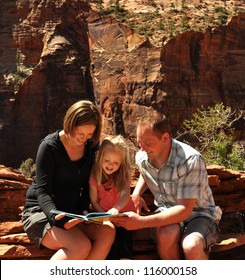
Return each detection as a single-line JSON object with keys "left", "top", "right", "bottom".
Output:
{"left": 21, "top": 100, "right": 221, "bottom": 260}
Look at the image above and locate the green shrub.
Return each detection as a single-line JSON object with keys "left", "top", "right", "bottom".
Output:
{"left": 214, "top": 6, "right": 229, "bottom": 25}
{"left": 179, "top": 103, "right": 244, "bottom": 170}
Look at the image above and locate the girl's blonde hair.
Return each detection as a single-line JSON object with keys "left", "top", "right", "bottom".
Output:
{"left": 93, "top": 135, "right": 131, "bottom": 193}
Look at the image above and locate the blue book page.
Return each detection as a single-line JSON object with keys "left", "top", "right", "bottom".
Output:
{"left": 50, "top": 209, "right": 127, "bottom": 224}
{"left": 50, "top": 209, "right": 87, "bottom": 220}
{"left": 86, "top": 212, "right": 112, "bottom": 219}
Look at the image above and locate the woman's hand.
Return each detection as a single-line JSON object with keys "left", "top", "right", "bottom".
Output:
{"left": 54, "top": 212, "right": 83, "bottom": 230}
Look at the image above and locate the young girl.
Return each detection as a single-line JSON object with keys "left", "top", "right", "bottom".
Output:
{"left": 89, "top": 135, "right": 136, "bottom": 259}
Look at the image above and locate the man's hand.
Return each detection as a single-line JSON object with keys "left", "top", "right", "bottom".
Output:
{"left": 110, "top": 211, "right": 146, "bottom": 230}
{"left": 132, "top": 195, "right": 150, "bottom": 214}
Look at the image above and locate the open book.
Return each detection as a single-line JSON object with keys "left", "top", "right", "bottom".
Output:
{"left": 50, "top": 209, "right": 127, "bottom": 224}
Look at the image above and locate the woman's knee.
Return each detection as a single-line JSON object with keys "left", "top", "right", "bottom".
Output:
{"left": 70, "top": 235, "right": 92, "bottom": 259}
{"left": 59, "top": 227, "right": 92, "bottom": 259}
{"left": 45, "top": 227, "right": 93, "bottom": 259}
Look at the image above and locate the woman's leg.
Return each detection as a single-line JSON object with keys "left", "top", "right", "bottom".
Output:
{"left": 41, "top": 225, "right": 92, "bottom": 260}
{"left": 79, "top": 221, "right": 116, "bottom": 260}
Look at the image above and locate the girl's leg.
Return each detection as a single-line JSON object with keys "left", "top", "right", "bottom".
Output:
{"left": 79, "top": 221, "right": 116, "bottom": 260}
{"left": 106, "top": 227, "right": 120, "bottom": 260}
{"left": 117, "top": 227, "right": 133, "bottom": 260}
{"left": 41, "top": 225, "right": 92, "bottom": 260}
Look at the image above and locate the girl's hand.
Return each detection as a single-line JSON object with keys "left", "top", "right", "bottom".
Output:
{"left": 107, "top": 208, "right": 119, "bottom": 215}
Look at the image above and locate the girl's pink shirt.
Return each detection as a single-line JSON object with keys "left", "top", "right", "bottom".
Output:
{"left": 89, "top": 175, "right": 136, "bottom": 212}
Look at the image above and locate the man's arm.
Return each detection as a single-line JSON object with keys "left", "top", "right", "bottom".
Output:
{"left": 112, "top": 198, "right": 196, "bottom": 230}
{"left": 133, "top": 173, "right": 148, "bottom": 196}
{"left": 132, "top": 173, "right": 150, "bottom": 214}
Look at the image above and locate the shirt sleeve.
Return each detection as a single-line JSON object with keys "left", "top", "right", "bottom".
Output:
{"left": 35, "top": 141, "right": 67, "bottom": 228}
{"left": 77, "top": 146, "right": 98, "bottom": 212}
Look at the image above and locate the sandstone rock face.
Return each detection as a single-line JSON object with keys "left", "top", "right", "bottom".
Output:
{"left": 0, "top": 0, "right": 244, "bottom": 168}
{"left": 160, "top": 16, "right": 245, "bottom": 127}
{"left": 0, "top": 0, "right": 94, "bottom": 167}
{"left": 0, "top": 165, "right": 32, "bottom": 221}
{"left": 207, "top": 165, "right": 245, "bottom": 213}
{"left": 0, "top": 164, "right": 244, "bottom": 259}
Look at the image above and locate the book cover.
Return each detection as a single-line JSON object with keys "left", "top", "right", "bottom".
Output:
{"left": 50, "top": 209, "right": 127, "bottom": 224}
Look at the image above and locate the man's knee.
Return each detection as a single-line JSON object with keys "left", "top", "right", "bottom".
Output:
{"left": 181, "top": 233, "right": 208, "bottom": 260}
{"left": 182, "top": 234, "right": 204, "bottom": 253}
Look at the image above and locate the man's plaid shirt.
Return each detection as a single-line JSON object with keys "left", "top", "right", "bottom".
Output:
{"left": 136, "top": 138, "right": 222, "bottom": 222}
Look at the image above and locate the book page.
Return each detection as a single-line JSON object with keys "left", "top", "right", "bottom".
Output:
{"left": 50, "top": 209, "right": 128, "bottom": 224}
{"left": 50, "top": 209, "right": 87, "bottom": 220}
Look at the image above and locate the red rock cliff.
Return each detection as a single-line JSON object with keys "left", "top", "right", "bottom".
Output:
{"left": 0, "top": 0, "right": 244, "bottom": 167}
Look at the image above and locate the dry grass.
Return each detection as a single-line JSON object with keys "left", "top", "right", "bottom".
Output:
{"left": 91, "top": 0, "right": 245, "bottom": 46}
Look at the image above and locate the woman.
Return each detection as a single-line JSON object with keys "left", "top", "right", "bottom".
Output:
{"left": 22, "top": 100, "right": 115, "bottom": 260}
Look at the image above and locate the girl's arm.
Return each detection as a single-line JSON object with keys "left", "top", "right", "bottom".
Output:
{"left": 108, "top": 184, "right": 131, "bottom": 215}
{"left": 89, "top": 182, "right": 105, "bottom": 212}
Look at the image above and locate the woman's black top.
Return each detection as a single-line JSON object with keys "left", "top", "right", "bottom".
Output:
{"left": 24, "top": 130, "right": 97, "bottom": 228}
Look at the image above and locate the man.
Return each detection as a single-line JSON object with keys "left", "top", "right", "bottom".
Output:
{"left": 112, "top": 111, "right": 222, "bottom": 260}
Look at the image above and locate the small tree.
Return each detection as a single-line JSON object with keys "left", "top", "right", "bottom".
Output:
{"left": 179, "top": 103, "right": 244, "bottom": 170}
